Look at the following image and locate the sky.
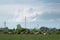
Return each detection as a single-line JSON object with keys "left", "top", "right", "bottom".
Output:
{"left": 0, "top": 0, "right": 60, "bottom": 29}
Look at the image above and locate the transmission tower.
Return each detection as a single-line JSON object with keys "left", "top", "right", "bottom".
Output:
{"left": 4, "top": 21, "right": 7, "bottom": 27}
{"left": 25, "top": 16, "right": 26, "bottom": 28}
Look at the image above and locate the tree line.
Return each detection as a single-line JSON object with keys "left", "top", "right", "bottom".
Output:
{"left": 0, "top": 24, "right": 60, "bottom": 35}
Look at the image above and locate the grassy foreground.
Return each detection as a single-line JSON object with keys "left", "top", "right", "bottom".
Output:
{"left": 0, "top": 34, "right": 60, "bottom": 40}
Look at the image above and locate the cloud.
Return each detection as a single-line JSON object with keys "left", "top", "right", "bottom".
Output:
{"left": 37, "top": 0, "right": 60, "bottom": 3}
{"left": 0, "top": 4, "right": 43, "bottom": 22}
{"left": 0, "top": 0, "right": 60, "bottom": 23}
{"left": 15, "top": 8, "right": 43, "bottom": 22}
{"left": 0, "top": 0, "right": 60, "bottom": 29}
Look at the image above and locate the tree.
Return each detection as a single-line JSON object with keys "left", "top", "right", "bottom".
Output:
{"left": 16, "top": 24, "right": 22, "bottom": 34}
{"left": 3, "top": 27, "right": 9, "bottom": 34}
{"left": 8, "top": 28, "right": 16, "bottom": 34}
{"left": 16, "top": 28, "right": 21, "bottom": 34}
{"left": 49, "top": 28, "right": 58, "bottom": 34}
{"left": 58, "top": 29, "right": 60, "bottom": 31}
{"left": 0, "top": 28, "right": 3, "bottom": 32}
{"left": 57, "top": 29, "right": 60, "bottom": 34}
{"left": 17, "top": 24, "right": 21, "bottom": 29}
{"left": 30, "top": 28, "right": 40, "bottom": 34}
{"left": 40, "top": 26, "right": 49, "bottom": 33}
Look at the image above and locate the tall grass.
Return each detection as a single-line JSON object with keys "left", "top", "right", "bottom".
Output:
{"left": 0, "top": 34, "right": 60, "bottom": 40}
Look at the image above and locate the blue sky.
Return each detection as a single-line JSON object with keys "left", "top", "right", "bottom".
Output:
{"left": 0, "top": 0, "right": 60, "bottom": 29}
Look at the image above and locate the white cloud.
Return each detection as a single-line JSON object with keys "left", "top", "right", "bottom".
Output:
{"left": 0, "top": 2, "right": 60, "bottom": 23}
{"left": 0, "top": 0, "right": 60, "bottom": 29}
{"left": 0, "top": 4, "right": 44, "bottom": 22}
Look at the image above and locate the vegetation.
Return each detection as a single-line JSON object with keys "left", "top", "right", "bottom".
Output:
{"left": 0, "top": 24, "right": 60, "bottom": 40}
{"left": 0, "top": 24, "right": 60, "bottom": 35}
{"left": 0, "top": 34, "right": 60, "bottom": 40}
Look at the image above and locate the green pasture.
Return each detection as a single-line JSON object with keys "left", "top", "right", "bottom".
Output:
{"left": 0, "top": 34, "right": 60, "bottom": 40}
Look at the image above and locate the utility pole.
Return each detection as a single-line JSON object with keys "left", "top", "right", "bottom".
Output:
{"left": 37, "top": 24, "right": 39, "bottom": 29}
{"left": 25, "top": 16, "right": 26, "bottom": 28}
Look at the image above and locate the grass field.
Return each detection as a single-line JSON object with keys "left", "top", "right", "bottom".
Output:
{"left": 0, "top": 34, "right": 60, "bottom": 40}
